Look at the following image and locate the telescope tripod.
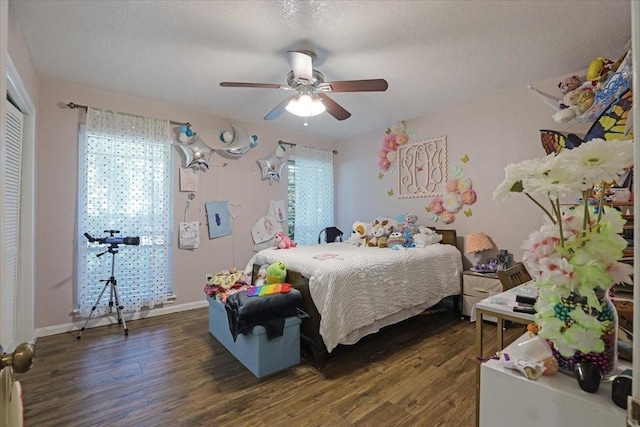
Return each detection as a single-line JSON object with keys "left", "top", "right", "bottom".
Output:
{"left": 77, "top": 245, "right": 129, "bottom": 339}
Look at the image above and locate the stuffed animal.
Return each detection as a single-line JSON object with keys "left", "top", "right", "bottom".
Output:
{"left": 553, "top": 88, "right": 595, "bottom": 123}
{"left": 347, "top": 221, "right": 371, "bottom": 247}
{"left": 412, "top": 226, "right": 443, "bottom": 247}
{"left": 586, "top": 57, "right": 615, "bottom": 88}
{"left": 265, "top": 261, "right": 287, "bottom": 285}
{"left": 368, "top": 218, "right": 392, "bottom": 247}
{"left": 387, "top": 231, "right": 406, "bottom": 250}
{"left": 274, "top": 232, "right": 297, "bottom": 249}
{"left": 254, "top": 263, "right": 270, "bottom": 286}
{"left": 403, "top": 213, "right": 418, "bottom": 234}
{"left": 557, "top": 75, "right": 581, "bottom": 94}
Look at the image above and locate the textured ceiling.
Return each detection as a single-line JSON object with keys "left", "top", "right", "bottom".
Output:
{"left": 10, "top": 0, "right": 632, "bottom": 140}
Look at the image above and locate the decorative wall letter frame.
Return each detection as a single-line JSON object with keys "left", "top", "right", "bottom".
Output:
{"left": 398, "top": 136, "right": 447, "bottom": 198}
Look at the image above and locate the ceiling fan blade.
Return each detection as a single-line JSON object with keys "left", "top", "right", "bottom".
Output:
{"left": 264, "top": 95, "right": 296, "bottom": 121}
{"left": 317, "top": 93, "right": 351, "bottom": 121}
{"left": 220, "top": 82, "right": 282, "bottom": 89}
{"left": 288, "top": 51, "right": 313, "bottom": 83}
{"left": 322, "top": 79, "right": 388, "bottom": 92}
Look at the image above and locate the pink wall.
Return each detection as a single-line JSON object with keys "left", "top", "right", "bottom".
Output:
{"left": 336, "top": 77, "right": 592, "bottom": 268}
{"left": 34, "top": 78, "right": 336, "bottom": 328}
{"left": 7, "top": 2, "right": 38, "bottom": 102}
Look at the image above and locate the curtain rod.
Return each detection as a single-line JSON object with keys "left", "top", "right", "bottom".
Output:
{"left": 67, "top": 104, "right": 337, "bottom": 154}
{"left": 66, "top": 102, "right": 188, "bottom": 126}
{"left": 278, "top": 140, "right": 337, "bottom": 155}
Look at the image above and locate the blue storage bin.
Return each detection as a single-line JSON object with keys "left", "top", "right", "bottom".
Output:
{"left": 206, "top": 295, "right": 301, "bottom": 377}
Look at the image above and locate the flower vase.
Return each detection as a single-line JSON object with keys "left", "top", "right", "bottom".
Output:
{"left": 549, "top": 287, "right": 618, "bottom": 377}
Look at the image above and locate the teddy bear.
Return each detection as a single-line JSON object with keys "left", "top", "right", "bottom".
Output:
{"left": 557, "top": 75, "right": 581, "bottom": 94}
{"left": 553, "top": 88, "right": 595, "bottom": 123}
{"left": 347, "top": 221, "right": 371, "bottom": 247}
{"left": 274, "top": 232, "right": 297, "bottom": 249}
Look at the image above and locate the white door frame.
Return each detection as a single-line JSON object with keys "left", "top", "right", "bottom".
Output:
{"left": 6, "top": 56, "right": 36, "bottom": 345}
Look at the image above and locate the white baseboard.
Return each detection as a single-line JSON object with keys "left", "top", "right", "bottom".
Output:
{"left": 35, "top": 299, "right": 209, "bottom": 339}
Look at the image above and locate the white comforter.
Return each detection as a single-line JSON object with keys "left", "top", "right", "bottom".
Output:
{"left": 244, "top": 242, "right": 463, "bottom": 353}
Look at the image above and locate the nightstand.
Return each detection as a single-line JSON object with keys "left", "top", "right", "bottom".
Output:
{"left": 462, "top": 271, "right": 502, "bottom": 319}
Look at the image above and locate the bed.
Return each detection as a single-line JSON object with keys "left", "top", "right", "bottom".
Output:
{"left": 244, "top": 229, "right": 462, "bottom": 366}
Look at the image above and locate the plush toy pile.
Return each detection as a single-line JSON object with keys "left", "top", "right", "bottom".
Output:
{"left": 345, "top": 213, "right": 443, "bottom": 250}
{"left": 551, "top": 51, "right": 629, "bottom": 123}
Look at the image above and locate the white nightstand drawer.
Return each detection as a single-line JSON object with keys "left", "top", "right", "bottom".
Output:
{"left": 463, "top": 295, "right": 497, "bottom": 321}
{"left": 463, "top": 274, "right": 502, "bottom": 298}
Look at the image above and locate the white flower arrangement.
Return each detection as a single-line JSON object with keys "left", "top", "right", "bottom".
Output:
{"left": 494, "top": 138, "right": 634, "bottom": 359}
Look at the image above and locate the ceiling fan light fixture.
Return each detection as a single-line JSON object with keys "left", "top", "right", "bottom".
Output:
{"left": 285, "top": 93, "right": 326, "bottom": 118}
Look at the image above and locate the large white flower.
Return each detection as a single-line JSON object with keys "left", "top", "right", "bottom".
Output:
{"left": 522, "top": 163, "right": 582, "bottom": 199}
{"left": 562, "top": 139, "right": 633, "bottom": 187}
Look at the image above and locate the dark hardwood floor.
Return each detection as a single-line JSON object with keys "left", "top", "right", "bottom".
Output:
{"left": 18, "top": 307, "right": 523, "bottom": 427}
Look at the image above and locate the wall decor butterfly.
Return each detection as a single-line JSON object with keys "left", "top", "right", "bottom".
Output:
{"left": 540, "top": 89, "right": 633, "bottom": 155}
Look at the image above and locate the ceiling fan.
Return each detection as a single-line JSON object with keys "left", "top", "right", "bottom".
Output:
{"left": 220, "top": 51, "right": 388, "bottom": 123}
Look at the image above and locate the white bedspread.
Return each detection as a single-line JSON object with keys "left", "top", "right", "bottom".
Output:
{"left": 244, "top": 242, "right": 463, "bottom": 353}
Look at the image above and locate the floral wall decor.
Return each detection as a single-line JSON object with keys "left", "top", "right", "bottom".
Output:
{"left": 425, "top": 153, "right": 477, "bottom": 224}
{"left": 377, "top": 122, "right": 416, "bottom": 196}
{"left": 398, "top": 135, "right": 447, "bottom": 199}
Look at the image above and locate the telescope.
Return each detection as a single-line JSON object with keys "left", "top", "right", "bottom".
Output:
{"left": 84, "top": 230, "right": 140, "bottom": 246}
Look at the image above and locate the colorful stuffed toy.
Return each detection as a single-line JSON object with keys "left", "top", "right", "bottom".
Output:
{"left": 265, "top": 261, "right": 287, "bottom": 285}
{"left": 387, "top": 231, "right": 406, "bottom": 250}
{"left": 274, "top": 232, "right": 297, "bottom": 249}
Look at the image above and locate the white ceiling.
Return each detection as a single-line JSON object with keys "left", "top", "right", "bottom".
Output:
{"left": 10, "top": 0, "right": 632, "bottom": 140}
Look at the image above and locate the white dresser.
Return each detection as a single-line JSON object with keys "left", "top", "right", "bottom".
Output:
{"left": 479, "top": 333, "right": 627, "bottom": 426}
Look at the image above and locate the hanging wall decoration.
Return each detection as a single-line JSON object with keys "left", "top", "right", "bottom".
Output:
{"left": 257, "top": 143, "right": 287, "bottom": 184}
{"left": 218, "top": 123, "right": 259, "bottom": 158}
{"left": 178, "top": 132, "right": 215, "bottom": 170}
{"left": 179, "top": 167, "right": 199, "bottom": 192}
{"left": 398, "top": 135, "right": 447, "bottom": 198}
{"left": 205, "top": 201, "right": 233, "bottom": 239}
{"left": 179, "top": 221, "right": 200, "bottom": 249}
{"left": 176, "top": 123, "right": 258, "bottom": 171}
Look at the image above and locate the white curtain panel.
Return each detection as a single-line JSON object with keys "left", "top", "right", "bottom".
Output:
{"left": 77, "top": 108, "right": 173, "bottom": 316}
{"left": 293, "top": 145, "right": 334, "bottom": 245}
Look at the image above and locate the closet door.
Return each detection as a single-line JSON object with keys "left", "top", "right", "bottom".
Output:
{"left": 1, "top": 100, "right": 24, "bottom": 352}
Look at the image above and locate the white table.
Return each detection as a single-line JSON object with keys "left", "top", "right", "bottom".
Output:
{"left": 474, "top": 282, "right": 537, "bottom": 427}
{"left": 479, "top": 333, "right": 628, "bottom": 426}
{"left": 473, "top": 281, "right": 537, "bottom": 354}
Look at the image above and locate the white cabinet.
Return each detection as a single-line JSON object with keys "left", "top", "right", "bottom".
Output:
{"left": 462, "top": 271, "right": 502, "bottom": 320}
{"left": 479, "top": 333, "right": 626, "bottom": 426}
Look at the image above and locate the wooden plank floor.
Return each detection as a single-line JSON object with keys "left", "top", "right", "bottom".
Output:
{"left": 18, "top": 308, "right": 523, "bottom": 427}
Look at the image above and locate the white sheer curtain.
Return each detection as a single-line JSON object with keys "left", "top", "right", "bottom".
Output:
{"left": 77, "top": 108, "right": 173, "bottom": 316}
{"left": 292, "top": 145, "right": 335, "bottom": 245}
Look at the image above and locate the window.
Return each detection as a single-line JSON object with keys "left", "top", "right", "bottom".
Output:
{"left": 77, "top": 108, "right": 173, "bottom": 316}
{"left": 288, "top": 145, "right": 334, "bottom": 245}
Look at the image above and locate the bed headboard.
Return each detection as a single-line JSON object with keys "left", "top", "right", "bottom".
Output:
{"left": 435, "top": 229, "right": 457, "bottom": 246}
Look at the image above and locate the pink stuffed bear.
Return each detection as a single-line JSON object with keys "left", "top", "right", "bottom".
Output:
{"left": 275, "top": 232, "right": 297, "bottom": 249}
